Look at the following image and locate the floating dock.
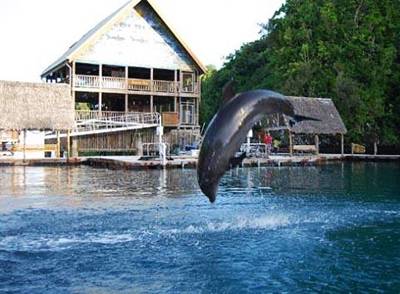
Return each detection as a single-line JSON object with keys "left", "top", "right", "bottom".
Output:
{"left": 0, "top": 154, "right": 399, "bottom": 169}
{"left": 84, "top": 154, "right": 399, "bottom": 170}
{"left": 0, "top": 158, "right": 83, "bottom": 166}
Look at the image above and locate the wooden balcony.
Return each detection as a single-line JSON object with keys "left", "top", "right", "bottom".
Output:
{"left": 73, "top": 75, "right": 199, "bottom": 95}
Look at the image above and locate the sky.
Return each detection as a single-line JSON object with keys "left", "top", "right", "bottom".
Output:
{"left": 0, "top": 0, "right": 284, "bottom": 82}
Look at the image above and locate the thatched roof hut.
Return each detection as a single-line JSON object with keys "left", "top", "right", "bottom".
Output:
{"left": 266, "top": 96, "right": 347, "bottom": 135}
{"left": 0, "top": 80, "right": 74, "bottom": 130}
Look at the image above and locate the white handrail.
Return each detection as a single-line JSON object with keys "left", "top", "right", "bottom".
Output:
{"left": 73, "top": 75, "right": 199, "bottom": 94}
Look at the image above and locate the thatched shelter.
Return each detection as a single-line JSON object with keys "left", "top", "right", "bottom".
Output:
{"left": 0, "top": 80, "right": 74, "bottom": 130}
{"left": 265, "top": 96, "right": 347, "bottom": 154}
{"left": 287, "top": 97, "right": 347, "bottom": 135}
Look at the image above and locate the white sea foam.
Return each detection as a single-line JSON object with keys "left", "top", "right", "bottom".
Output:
{"left": 2, "top": 206, "right": 391, "bottom": 252}
{"left": 0, "top": 215, "right": 293, "bottom": 251}
{"left": 164, "top": 214, "right": 292, "bottom": 235}
{"left": 0, "top": 231, "right": 150, "bottom": 251}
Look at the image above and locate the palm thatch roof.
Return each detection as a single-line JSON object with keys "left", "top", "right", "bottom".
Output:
{"left": 265, "top": 96, "right": 347, "bottom": 135}
{"left": 0, "top": 80, "right": 74, "bottom": 130}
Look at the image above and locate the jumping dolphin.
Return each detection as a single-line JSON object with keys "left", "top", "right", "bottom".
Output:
{"left": 197, "top": 85, "right": 316, "bottom": 203}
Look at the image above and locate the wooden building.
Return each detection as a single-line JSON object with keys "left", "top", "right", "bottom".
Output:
{"left": 0, "top": 80, "right": 74, "bottom": 159}
{"left": 41, "top": 0, "right": 206, "bottom": 154}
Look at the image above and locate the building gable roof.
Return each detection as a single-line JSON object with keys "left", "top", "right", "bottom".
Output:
{"left": 41, "top": 0, "right": 206, "bottom": 77}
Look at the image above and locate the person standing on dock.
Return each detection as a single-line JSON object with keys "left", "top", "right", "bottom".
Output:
{"left": 263, "top": 132, "right": 273, "bottom": 155}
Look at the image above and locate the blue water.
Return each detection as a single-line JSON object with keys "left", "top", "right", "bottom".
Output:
{"left": 0, "top": 162, "right": 399, "bottom": 293}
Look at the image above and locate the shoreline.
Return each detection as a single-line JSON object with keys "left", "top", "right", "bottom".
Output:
{"left": 0, "top": 154, "right": 399, "bottom": 169}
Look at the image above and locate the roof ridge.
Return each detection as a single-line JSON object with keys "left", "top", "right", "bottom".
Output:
{"left": 41, "top": 0, "right": 206, "bottom": 77}
{"left": 41, "top": 0, "right": 135, "bottom": 77}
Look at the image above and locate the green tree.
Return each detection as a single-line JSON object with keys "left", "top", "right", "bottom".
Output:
{"left": 201, "top": 0, "right": 400, "bottom": 146}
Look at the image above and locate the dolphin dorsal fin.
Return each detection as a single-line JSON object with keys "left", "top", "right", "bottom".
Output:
{"left": 222, "top": 80, "right": 236, "bottom": 104}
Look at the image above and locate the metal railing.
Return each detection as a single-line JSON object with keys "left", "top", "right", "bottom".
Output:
{"left": 45, "top": 112, "right": 161, "bottom": 139}
{"left": 73, "top": 74, "right": 199, "bottom": 94}
{"left": 74, "top": 111, "right": 160, "bottom": 134}
{"left": 75, "top": 111, "right": 126, "bottom": 121}
{"left": 240, "top": 143, "right": 269, "bottom": 157}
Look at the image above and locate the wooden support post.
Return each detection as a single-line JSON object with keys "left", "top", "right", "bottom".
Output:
{"left": 196, "top": 97, "right": 199, "bottom": 125}
{"left": 67, "top": 130, "right": 71, "bottom": 159}
{"left": 71, "top": 62, "right": 76, "bottom": 107}
{"left": 178, "top": 97, "right": 182, "bottom": 125}
{"left": 125, "top": 93, "right": 128, "bottom": 113}
{"left": 288, "top": 130, "right": 293, "bottom": 156}
{"left": 125, "top": 65, "right": 129, "bottom": 89}
{"left": 374, "top": 141, "right": 378, "bottom": 155}
{"left": 23, "top": 129, "right": 26, "bottom": 162}
{"left": 99, "top": 64, "right": 103, "bottom": 83}
{"left": 150, "top": 68, "right": 154, "bottom": 92}
{"left": 72, "top": 90, "right": 76, "bottom": 111}
{"left": 198, "top": 77, "right": 202, "bottom": 100}
{"left": 66, "top": 63, "right": 72, "bottom": 87}
{"left": 56, "top": 131, "right": 60, "bottom": 158}
{"left": 179, "top": 70, "right": 182, "bottom": 92}
{"left": 315, "top": 134, "right": 319, "bottom": 155}
{"left": 97, "top": 63, "right": 103, "bottom": 115}
{"left": 72, "top": 61, "right": 76, "bottom": 85}
{"left": 341, "top": 134, "right": 344, "bottom": 156}
{"left": 99, "top": 92, "right": 102, "bottom": 113}
{"left": 72, "top": 138, "right": 78, "bottom": 157}
{"left": 174, "top": 96, "right": 177, "bottom": 113}
{"left": 174, "top": 70, "right": 178, "bottom": 94}
{"left": 150, "top": 95, "right": 153, "bottom": 113}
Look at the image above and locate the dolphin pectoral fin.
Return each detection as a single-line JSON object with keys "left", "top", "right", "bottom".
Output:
{"left": 294, "top": 114, "right": 320, "bottom": 122}
{"left": 289, "top": 115, "right": 320, "bottom": 127}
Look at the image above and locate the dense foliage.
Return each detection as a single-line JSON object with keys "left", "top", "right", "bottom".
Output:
{"left": 201, "top": 0, "right": 400, "bottom": 145}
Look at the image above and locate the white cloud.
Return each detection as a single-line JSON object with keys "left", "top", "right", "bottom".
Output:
{"left": 0, "top": 0, "right": 284, "bottom": 82}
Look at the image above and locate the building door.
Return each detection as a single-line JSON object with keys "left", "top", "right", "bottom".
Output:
{"left": 180, "top": 101, "right": 195, "bottom": 125}
{"left": 181, "top": 72, "right": 195, "bottom": 93}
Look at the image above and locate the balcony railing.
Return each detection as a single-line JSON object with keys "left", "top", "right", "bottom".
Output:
{"left": 153, "top": 80, "right": 176, "bottom": 93}
{"left": 75, "top": 110, "right": 127, "bottom": 121}
{"left": 127, "top": 78, "right": 151, "bottom": 92}
{"left": 74, "top": 75, "right": 100, "bottom": 88}
{"left": 73, "top": 75, "right": 199, "bottom": 94}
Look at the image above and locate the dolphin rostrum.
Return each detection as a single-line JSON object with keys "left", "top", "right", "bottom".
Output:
{"left": 197, "top": 86, "right": 315, "bottom": 203}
